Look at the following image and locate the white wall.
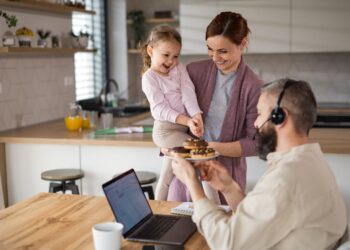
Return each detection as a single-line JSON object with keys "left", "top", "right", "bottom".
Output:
{"left": 0, "top": 9, "right": 76, "bottom": 132}
{"left": 108, "top": 0, "right": 128, "bottom": 99}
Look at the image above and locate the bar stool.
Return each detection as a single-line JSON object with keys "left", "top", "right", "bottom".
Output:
{"left": 114, "top": 171, "right": 157, "bottom": 199}
{"left": 41, "top": 169, "right": 84, "bottom": 194}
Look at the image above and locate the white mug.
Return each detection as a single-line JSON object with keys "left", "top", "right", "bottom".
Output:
{"left": 92, "top": 222, "right": 124, "bottom": 250}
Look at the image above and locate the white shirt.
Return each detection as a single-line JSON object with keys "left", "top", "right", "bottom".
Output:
{"left": 193, "top": 143, "right": 347, "bottom": 250}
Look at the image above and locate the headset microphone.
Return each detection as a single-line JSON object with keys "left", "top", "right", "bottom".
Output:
{"left": 253, "top": 118, "right": 271, "bottom": 140}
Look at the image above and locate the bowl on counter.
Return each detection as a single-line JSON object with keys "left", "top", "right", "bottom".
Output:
{"left": 64, "top": 116, "right": 83, "bottom": 131}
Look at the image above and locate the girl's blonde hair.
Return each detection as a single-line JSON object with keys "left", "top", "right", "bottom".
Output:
{"left": 141, "top": 25, "right": 182, "bottom": 75}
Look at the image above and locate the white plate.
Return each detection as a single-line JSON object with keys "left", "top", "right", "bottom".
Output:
{"left": 164, "top": 152, "right": 219, "bottom": 161}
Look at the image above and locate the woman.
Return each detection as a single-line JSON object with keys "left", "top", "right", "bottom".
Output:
{"left": 167, "top": 11, "right": 263, "bottom": 204}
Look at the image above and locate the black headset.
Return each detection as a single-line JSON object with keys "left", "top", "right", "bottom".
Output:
{"left": 270, "top": 79, "right": 296, "bottom": 125}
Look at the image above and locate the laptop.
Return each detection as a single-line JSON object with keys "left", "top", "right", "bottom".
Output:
{"left": 102, "top": 169, "right": 197, "bottom": 246}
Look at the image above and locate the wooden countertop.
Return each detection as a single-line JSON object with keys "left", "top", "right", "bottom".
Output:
{"left": 0, "top": 112, "right": 349, "bottom": 153}
{"left": 0, "top": 112, "right": 156, "bottom": 148}
{"left": 0, "top": 193, "right": 209, "bottom": 250}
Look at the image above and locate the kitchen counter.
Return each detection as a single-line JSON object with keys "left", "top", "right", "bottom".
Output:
{"left": 0, "top": 113, "right": 349, "bottom": 153}
{"left": 0, "top": 112, "right": 155, "bottom": 147}
{"left": 1, "top": 113, "right": 350, "bottom": 208}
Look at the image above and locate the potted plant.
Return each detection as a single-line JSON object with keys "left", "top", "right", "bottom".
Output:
{"left": 1, "top": 10, "right": 17, "bottom": 47}
{"left": 16, "top": 27, "right": 34, "bottom": 47}
{"left": 70, "top": 29, "right": 91, "bottom": 49}
{"left": 69, "top": 30, "right": 80, "bottom": 48}
{"left": 37, "top": 29, "right": 51, "bottom": 48}
{"left": 0, "top": 10, "right": 17, "bottom": 28}
{"left": 127, "top": 10, "right": 145, "bottom": 48}
{"left": 78, "top": 30, "right": 90, "bottom": 49}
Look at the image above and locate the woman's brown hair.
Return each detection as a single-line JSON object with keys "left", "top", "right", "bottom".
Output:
{"left": 206, "top": 11, "right": 250, "bottom": 45}
{"left": 141, "top": 25, "right": 182, "bottom": 75}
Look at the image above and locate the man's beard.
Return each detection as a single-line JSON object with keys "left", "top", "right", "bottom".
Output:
{"left": 255, "top": 124, "right": 277, "bottom": 161}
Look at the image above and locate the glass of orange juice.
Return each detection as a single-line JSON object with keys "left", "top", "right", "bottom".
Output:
{"left": 82, "top": 111, "right": 91, "bottom": 129}
{"left": 64, "top": 116, "right": 83, "bottom": 131}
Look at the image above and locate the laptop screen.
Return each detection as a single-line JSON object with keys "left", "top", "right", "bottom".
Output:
{"left": 103, "top": 169, "right": 152, "bottom": 234}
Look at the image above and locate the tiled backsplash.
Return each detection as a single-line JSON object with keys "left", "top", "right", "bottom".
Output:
{"left": 0, "top": 52, "right": 349, "bottom": 132}
{"left": 181, "top": 52, "right": 350, "bottom": 103}
{"left": 0, "top": 55, "right": 75, "bottom": 132}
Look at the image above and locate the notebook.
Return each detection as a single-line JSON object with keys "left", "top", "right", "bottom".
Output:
{"left": 102, "top": 169, "right": 197, "bottom": 246}
{"left": 171, "top": 202, "right": 232, "bottom": 216}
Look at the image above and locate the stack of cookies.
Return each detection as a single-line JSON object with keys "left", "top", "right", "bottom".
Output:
{"left": 169, "top": 138, "right": 216, "bottom": 159}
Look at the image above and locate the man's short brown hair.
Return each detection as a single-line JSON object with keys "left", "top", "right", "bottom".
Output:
{"left": 262, "top": 78, "right": 317, "bottom": 135}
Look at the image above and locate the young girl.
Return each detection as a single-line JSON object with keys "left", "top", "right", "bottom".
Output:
{"left": 141, "top": 25, "right": 204, "bottom": 200}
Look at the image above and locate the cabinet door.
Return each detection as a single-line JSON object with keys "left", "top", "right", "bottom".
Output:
{"left": 81, "top": 145, "right": 162, "bottom": 196}
{"left": 180, "top": 0, "right": 219, "bottom": 55}
{"left": 291, "top": 0, "right": 350, "bottom": 52}
{"left": 6, "top": 144, "right": 80, "bottom": 205}
{"left": 217, "top": 0, "right": 290, "bottom": 53}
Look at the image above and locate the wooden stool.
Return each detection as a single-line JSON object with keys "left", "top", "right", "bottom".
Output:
{"left": 41, "top": 169, "right": 84, "bottom": 194}
{"left": 114, "top": 171, "right": 157, "bottom": 199}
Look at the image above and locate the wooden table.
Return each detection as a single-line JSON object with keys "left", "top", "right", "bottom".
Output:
{"left": 0, "top": 193, "right": 209, "bottom": 250}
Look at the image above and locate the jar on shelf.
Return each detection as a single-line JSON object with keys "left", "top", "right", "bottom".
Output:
{"left": 2, "top": 30, "right": 16, "bottom": 47}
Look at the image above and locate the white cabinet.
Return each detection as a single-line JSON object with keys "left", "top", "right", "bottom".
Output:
{"left": 81, "top": 145, "right": 162, "bottom": 196}
{"left": 5, "top": 143, "right": 163, "bottom": 204}
{"left": 180, "top": 0, "right": 350, "bottom": 54}
{"left": 180, "top": 0, "right": 218, "bottom": 55}
{"left": 291, "top": 0, "right": 350, "bottom": 52}
{"left": 180, "top": 0, "right": 290, "bottom": 55}
{"left": 217, "top": 0, "right": 290, "bottom": 53}
{"left": 6, "top": 144, "right": 80, "bottom": 205}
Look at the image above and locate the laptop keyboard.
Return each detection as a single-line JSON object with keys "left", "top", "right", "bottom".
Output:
{"left": 133, "top": 215, "right": 179, "bottom": 239}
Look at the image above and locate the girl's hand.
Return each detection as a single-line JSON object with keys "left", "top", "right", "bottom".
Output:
{"left": 188, "top": 114, "right": 204, "bottom": 137}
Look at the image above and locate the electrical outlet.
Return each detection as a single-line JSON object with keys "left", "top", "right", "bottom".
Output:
{"left": 64, "top": 76, "right": 74, "bottom": 87}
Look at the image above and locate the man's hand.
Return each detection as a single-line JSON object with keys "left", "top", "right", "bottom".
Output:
{"left": 172, "top": 155, "right": 206, "bottom": 202}
{"left": 194, "top": 160, "right": 237, "bottom": 194}
{"left": 171, "top": 156, "right": 196, "bottom": 186}
{"left": 194, "top": 160, "right": 245, "bottom": 209}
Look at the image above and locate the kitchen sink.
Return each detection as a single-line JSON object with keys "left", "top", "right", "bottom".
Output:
{"left": 77, "top": 98, "right": 150, "bottom": 117}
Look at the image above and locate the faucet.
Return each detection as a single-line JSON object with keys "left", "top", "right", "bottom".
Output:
{"left": 99, "top": 79, "right": 119, "bottom": 107}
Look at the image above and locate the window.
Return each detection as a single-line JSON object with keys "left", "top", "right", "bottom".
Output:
{"left": 72, "top": 0, "right": 107, "bottom": 101}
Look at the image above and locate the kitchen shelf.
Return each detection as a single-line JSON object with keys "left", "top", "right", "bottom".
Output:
{"left": 0, "top": 47, "right": 97, "bottom": 55}
{"left": 127, "top": 18, "right": 178, "bottom": 25}
{"left": 0, "top": 0, "right": 95, "bottom": 15}
{"left": 145, "top": 18, "right": 178, "bottom": 24}
{"left": 128, "top": 49, "right": 141, "bottom": 54}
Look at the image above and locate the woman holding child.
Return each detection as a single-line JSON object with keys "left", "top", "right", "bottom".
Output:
{"left": 167, "top": 11, "right": 263, "bottom": 203}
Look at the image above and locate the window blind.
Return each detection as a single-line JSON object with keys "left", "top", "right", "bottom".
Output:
{"left": 72, "top": 0, "right": 107, "bottom": 101}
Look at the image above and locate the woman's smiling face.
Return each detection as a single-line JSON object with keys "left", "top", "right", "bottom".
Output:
{"left": 206, "top": 35, "right": 246, "bottom": 74}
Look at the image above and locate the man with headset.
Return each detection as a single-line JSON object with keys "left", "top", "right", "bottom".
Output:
{"left": 172, "top": 78, "right": 347, "bottom": 249}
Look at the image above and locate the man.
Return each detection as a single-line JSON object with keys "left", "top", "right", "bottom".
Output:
{"left": 172, "top": 79, "right": 347, "bottom": 250}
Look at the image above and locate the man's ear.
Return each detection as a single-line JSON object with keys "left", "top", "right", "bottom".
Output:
{"left": 276, "top": 108, "right": 289, "bottom": 128}
{"left": 146, "top": 45, "right": 153, "bottom": 57}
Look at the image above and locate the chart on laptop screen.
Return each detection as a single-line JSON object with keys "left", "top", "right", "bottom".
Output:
{"left": 104, "top": 172, "right": 151, "bottom": 233}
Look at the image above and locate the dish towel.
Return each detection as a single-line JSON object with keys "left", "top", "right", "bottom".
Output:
{"left": 94, "top": 126, "right": 153, "bottom": 135}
